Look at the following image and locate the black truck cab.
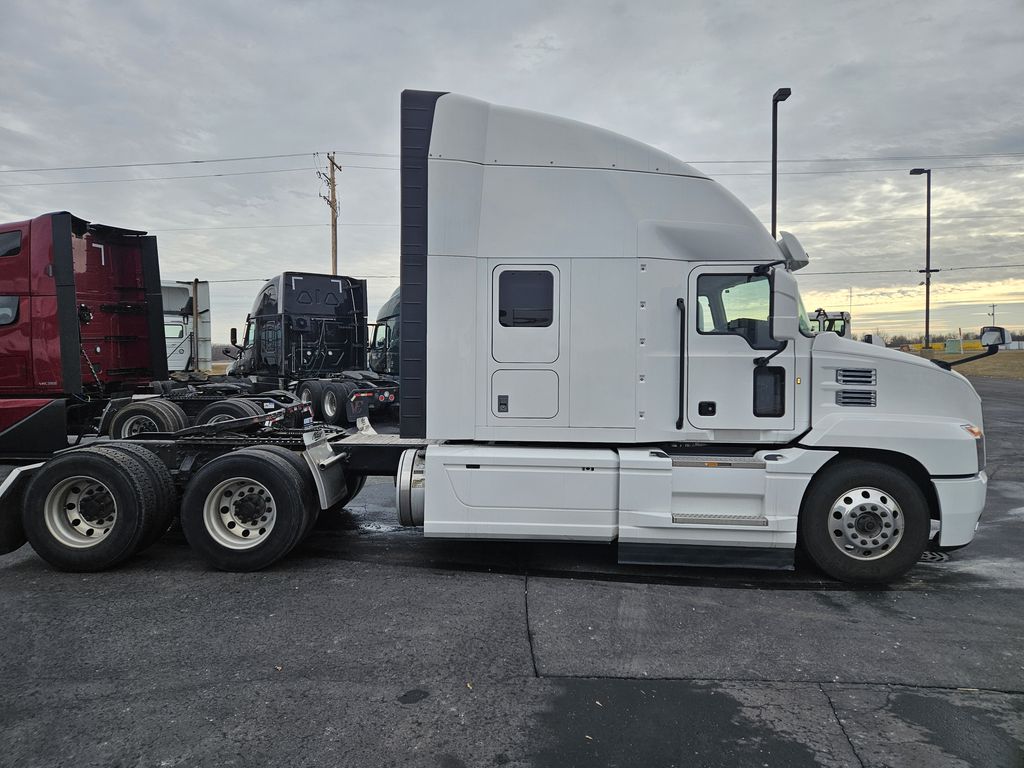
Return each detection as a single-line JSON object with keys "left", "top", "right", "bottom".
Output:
{"left": 229, "top": 272, "right": 399, "bottom": 423}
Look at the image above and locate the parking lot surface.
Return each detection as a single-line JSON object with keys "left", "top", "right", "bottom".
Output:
{"left": 1, "top": 378, "right": 1022, "bottom": 767}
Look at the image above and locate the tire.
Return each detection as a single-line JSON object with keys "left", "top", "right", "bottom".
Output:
{"left": 194, "top": 397, "right": 264, "bottom": 426}
{"left": 244, "top": 445, "right": 319, "bottom": 538}
{"left": 22, "top": 447, "right": 160, "bottom": 571}
{"left": 799, "top": 460, "right": 930, "bottom": 584}
{"left": 180, "top": 450, "right": 308, "bottom": 571}
{"left": 321, "top": 382, "right": 353, "bottom": 426}
{"left": 108, "top": 400, "right": 180, "bottom": 438}
{"left": 100, "top": 442, "right": 179, "bottom": 550}
{"left": 296, "top": 381, "right": 325, "bottom": 420}
{"left": 150, "top": 398, "right": 190, "bottom": 430}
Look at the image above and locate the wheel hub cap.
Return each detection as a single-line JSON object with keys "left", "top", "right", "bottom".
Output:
{"left": 44, "top": 476, "right": 118, "bottom": 549}
{"left": 203, "top": 477, "right": 277, "bottom": 550}
{"left": 828, "top": 487, "right": 903, "bottom": 560}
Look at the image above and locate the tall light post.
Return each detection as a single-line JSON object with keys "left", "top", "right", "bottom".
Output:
{"left": 771, "top": 87, "right": 791, "bottom": 239}
{"left": 910, "top": 168, "right": 934, "bottom": 349}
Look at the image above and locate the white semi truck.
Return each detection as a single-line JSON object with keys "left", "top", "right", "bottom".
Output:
{"left": 0, "top": 90, "right": 1008, "bottom": 583}
{"left": 389, "top": 90, "right": 1003, "bottom": 584}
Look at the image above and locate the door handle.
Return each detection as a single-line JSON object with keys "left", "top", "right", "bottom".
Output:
{"left": 676, "top": 298, "right": 685, "bottom": 430}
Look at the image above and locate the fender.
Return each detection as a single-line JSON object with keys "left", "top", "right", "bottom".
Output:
{"left": 799, "top": 412, "right": 980, "bottom": 477}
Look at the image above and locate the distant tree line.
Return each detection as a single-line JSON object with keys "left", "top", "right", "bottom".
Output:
{"left": 850, "top": 329, "right": 1024, "bottom": 345}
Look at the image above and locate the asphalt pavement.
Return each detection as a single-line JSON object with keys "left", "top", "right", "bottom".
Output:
{"left": 0, "top": 378, "right": 1022, "bottom": 767}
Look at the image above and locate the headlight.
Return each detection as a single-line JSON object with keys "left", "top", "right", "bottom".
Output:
{"left": 961, "top": 424, "right": 985, "bottom": 472}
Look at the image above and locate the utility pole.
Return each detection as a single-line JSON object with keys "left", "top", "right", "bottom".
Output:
{"left": 318, "top": 152, "right": 343, "bottom": 275}
{"left": 989, "top": 304, "right": 997, "bottom": 326}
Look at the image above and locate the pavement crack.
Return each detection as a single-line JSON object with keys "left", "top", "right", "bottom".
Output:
{"left": 819, "top": 683, "right": 865, "bottom": 768}
{"left": 524, "top": 573, "right": 539, "bottom": 678}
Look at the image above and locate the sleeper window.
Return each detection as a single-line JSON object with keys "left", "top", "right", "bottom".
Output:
{"left": 498, "top": 270, "right": 553, "bottom": 328}
{"left": 0, "top": 231, "right": 21, "bottom": 258}
{"left": 0, "top": 296, "right": 18, "bottom": 326}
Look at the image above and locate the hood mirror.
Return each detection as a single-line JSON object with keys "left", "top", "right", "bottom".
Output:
{"left": 943, "top": 326, "right": 1011, "bottom": 371}
{"left": 980, "top": 326, "right": 1010, "bottom": 347}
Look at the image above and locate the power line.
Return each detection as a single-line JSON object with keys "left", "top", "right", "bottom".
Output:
{"left": 0, "top": 164, "right": 399, "bottom": 188}
{"left": 712, "top": 162, "right": 1024, "bottom": 177}
{"left": 689, "top": 151, "right": 1024, "bottom": 164}
{"left": 204, "top": 274, "right": 400, "bottom": 283}
{"left": 3, "top": 149, "right": 1018, "bottom": 175}
{"left": 150, "top": 223, "right": 397, "bottom": 232}
{"left": 802, "top": 263, "right": 1024, "bottom": 276}
{"left": 0, "top": 150, "right": 398, "bottom": 174}
{"left": 773, "top": 213, "right": 1024, "bottom": 224}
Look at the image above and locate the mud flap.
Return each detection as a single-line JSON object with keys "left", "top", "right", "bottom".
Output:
{"left": 0, "top": 465, "right": 41, "bottom": 555}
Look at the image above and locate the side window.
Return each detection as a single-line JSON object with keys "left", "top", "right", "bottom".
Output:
{"left": 164, "top": 323, "right": 184, "bottom": 339}
{"left": 0, "top": 231, "right": 21, "bottom": 258}
{"left": 697, "top": 273, "right": 778, "bottom": 350}
{"left": 244, "top": 323, "right": 256, "bottom": 349}
{"left": 0, "top": 296, "right": 18, "bottom": 326}
{"left": 498, "top": 270, "right": 553, "bottom": 328}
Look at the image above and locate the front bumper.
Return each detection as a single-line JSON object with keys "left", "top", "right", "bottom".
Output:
{"left": 934, "top": 471, "right": 988, "bottom": 548}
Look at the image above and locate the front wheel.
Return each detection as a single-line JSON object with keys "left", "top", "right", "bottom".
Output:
{"left": 799, "top": 460, "right": 930, "bottom": 584}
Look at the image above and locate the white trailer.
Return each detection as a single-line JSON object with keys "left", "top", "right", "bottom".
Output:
{"left": 389, "top": 90, "right": 1004, "bottom": 584}
{"left": 161, "top": 279, "right": 212, "bottom": 372}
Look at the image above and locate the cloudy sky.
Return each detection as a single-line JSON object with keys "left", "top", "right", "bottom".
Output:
{"left": 2, "top": 0, "right": 1022, "bottom": 341}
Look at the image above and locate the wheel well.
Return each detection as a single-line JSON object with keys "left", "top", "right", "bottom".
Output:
{"left": 808, "top": 449, "right": 940, "bottom": 521}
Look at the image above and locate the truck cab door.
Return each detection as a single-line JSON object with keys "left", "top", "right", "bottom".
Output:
{"left": 686, "top": 265, "right": 796, "bottom": 433}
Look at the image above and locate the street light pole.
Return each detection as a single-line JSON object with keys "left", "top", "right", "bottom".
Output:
{"left": 910, "top": 168, "right": 933, "bottom": 349}
{"left": 771, "top": 88, "right": 791, "bottom": 239}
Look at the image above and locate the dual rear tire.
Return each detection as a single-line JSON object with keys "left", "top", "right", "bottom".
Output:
{"left": 22, "top": 445, "right": 167, "bottom": 571}
{"left": 179, "top": 448, "right": 315, "bottom": 571}
{"left": 108, "top": 399, "right": 189, "bottom": 438}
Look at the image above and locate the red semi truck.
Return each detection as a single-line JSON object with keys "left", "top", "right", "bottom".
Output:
{"left": 0, "top": 212, "right": 169, "bottom": 458}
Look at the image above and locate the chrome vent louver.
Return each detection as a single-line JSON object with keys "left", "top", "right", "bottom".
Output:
{"left": 836, "top": 390, "right": 877, "bottom": 407}
{"left": 836, "top": 368, "right": 877, "bottom": 385}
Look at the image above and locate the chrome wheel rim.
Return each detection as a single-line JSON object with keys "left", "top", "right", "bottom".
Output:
{"left": 121, "top": 414, "right": 159, "bottom": 436}
{"left": 206, "top": 413, "right": 236, "bottom": 424}
{"left": 44, "top": 476, "right": 117, "bottom": 549}
{"left": 323, "top": 390, "right": 338, "bottom": 419}
{"left": 203, "top": 477, "right": 276, "bottom": 550}
{"left": 300, "top": 388, "right": 313, "bottom": 405}
{"left": 828, "top": 486, "right": 903, "bottom": 560}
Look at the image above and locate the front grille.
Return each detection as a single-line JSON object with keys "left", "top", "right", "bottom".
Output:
{"left": 836, "top": 368, "right": 877, "bottom": 385}
{"left": 836, "top": 390, "right": 877, "bottom": 407}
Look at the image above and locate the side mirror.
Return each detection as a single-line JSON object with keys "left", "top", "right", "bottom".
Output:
{"left": 769, "top": 268, "right": 800, "bottom": 341}
{"left": 230, "top": 327, "right": 238, "bottom": 346}
{"left": 980, "top": 326, "right": 1011, "bottom": 347}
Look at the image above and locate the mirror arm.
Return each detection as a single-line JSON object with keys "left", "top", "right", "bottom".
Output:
{"left": 754, "top": 340, "right": 789, "bottom": 367}
{"left": 942, "top": 344, "right": 1000, "bottom": 370}
{"left": 753, "top": 259, "right": 787, "bottom": 276}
